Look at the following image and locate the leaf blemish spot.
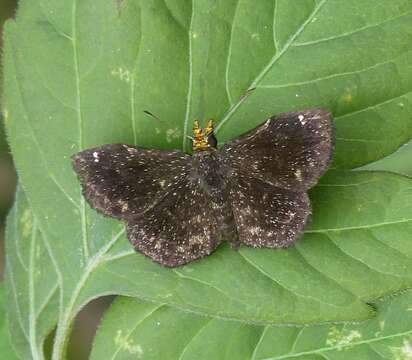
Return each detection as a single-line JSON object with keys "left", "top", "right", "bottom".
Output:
{"left": 114, "top": 329, "right": 144, "bottom": 355}
{"left": 20, "top": 209, "right": 33, "bottom": 238}
{"left": 251, "top": 33, "right": 260, "bottom": 40}
{"left": 3, "top": 109, "right": 10, "bottom": 126}
{"left": 326, "top": 327, "right": 362, "bottom": 350}
{"left": 341, "top": 92, "right": 353, "bottom": 104}
{"left": 111, "top": 67, "right": 131, "bottom": 83}
{"left": 166, "top": 128, "right": 182, "bottom": 143}
{"left": 390, "top": 339, "right": 412, "bottom": 360}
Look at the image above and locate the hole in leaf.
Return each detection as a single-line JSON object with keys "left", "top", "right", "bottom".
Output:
{"left": 67, "top": 296, "right": 115, "bottom": 360}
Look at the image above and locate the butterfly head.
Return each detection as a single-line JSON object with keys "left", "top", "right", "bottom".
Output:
{"left": 192, "top": 119, "right": 217, "bottom": 151}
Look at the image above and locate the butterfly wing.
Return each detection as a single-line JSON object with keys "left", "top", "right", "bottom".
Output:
{"left": 127, "top": 174, "right": 222, "bottom": 267}
{"left": 229, "top": 176, "right": 310, "bottom": 248}
{"left": 73, "top": 144, "right": 223, "bottom": 266}
{"left": 221, "top": 109, "right": 333, "bottom": 248}
{"left": 72, "top": 144, "right": 190, "bottom": 219}
{"left": 221, "top": 109, "right": 334, "bottom": 191}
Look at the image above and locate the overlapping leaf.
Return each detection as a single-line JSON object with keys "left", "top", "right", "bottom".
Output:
{"left": 3, "top": 0, "right": 412, "bottom": 358}
{"left": 7, "top": 172, "right": 412, "bottom": 358}
{"left": 91, "top": 290, "right": 412, "bottom": 360}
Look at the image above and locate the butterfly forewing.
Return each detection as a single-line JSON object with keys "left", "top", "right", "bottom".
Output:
{"left": 222, "top": 109, "right": 334, "bottom": 191}
{"left": 73, "top": 145, "right": 225, "bottom": 267}
{"left": 72, "top": 144, "right": 190, "bottom": 219}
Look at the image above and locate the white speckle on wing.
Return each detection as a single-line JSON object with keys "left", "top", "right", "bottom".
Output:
{"left": 295, "top": 169, "right": 302, "bottom": 181}
{"left": 93, "top": 151, "right": 99, "bottom": 162}
{"left": 123, "top": 145, "right": 137, "bottom": 154}
{"left": 298, "top": 114, "right": 307, "bottom": 125}
{"left": 119, "top": 201, "right": 128, "bottom": 212}
{"left": 189, "top": 234, "right": 205, "bottom": 245}
{"left": 248, "top": 226, "right": 261, "bottom": 236}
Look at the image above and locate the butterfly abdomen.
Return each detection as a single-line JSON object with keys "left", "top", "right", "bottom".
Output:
{"left": 190, "top": 150, "right": 238, "bottom": 246}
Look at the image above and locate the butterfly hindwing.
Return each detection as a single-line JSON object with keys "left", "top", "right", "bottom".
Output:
{"left": 127, "top": 175, "right": 223, "bottom": 267}
{"left": 230, "top": 175, "right": 310, "bottom": 248}
{"left": 222, "top": 109, "right": 334, "bottom": 191}
{"left": 72, "top": 144, "right": 190, "bottom": 219}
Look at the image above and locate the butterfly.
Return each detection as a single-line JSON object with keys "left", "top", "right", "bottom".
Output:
{"left": 72, "top": 109, "right": 334, "bottom": 267}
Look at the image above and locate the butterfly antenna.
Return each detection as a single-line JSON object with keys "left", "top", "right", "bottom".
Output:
{"left": 241, "top": 87, "right": 256, "bottom": 101}
{"left": 143, "top": 110, "right": 166, "bottom": 124}
{"left": 214, "top": 87, "right": 256, "bottom": 133}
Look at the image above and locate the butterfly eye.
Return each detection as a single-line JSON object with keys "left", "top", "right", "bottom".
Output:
{"left": 207, "top": 133, "right": 217, "bottom": 148}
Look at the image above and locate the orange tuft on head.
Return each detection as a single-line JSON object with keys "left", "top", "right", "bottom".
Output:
{"left": 192, "top": 119, "right": 215, "bottom": 151}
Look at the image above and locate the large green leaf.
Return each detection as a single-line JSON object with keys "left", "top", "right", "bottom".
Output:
{"left": 91, "top": 290, "right": 412, "bottom": 360}
{"left": 3, "top": 0, "right": 412, "bottom": 358}
{"left": 6, "top": 171, "right": 412, "bottom": 358}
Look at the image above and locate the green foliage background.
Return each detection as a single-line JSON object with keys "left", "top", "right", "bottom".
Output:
{"left": 2, "top": 0, "right": 412, "bottom": 359}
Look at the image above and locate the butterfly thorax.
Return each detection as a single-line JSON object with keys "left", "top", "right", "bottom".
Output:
{"left": 190, "top": 149, "right": 238, "bottom": 244}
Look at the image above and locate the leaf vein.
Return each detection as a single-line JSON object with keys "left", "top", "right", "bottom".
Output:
{"left": 182, "top": 1, "right": 194, "bottom": 152}
{"left": 306, "top": 218, "right": 412, "bottom": 233}
{"left": 6, "top": 256, "right": 30, "bottom": 342}
{"left": 8, "top": 41, "right": 81, "bottom": 210}
{"left": 35, "top": 283, "right": 59, "bottom": 319}
{"left": 336, "top": 90, "right": 412, "bottom": 119}
{"left": 294, "top": 9, "right": 412, "bottom": 47}
{"left": 28, "top": 218, "right": 41, "bottom": 360}
{"left": 327, "top": 235, "right": 408, "bottom": 279}
{"left": 52, "top": 225, "right": 125, "bottom": 359}
{"left": 261, "top": 327, "right": 412, "bottom": 359}
{"left": 12, "top": 190, "right": 29, "bottom": 271}
{"left": 238, "top": 251, "right": 342, "bottom": 310}
{"left": 173, "top": 269, "right": 252, "bottom": 309}
{"left": 257, "top": 55, "right": 406, "bottom": 89}
{"left": 251, "top": 326, "right": 269, "bottom": 360}
{"left": 288, "top": 328, "right": 304, "bottom": 355}
{"left": 272, "top": 0, "right": 279, "bottom": 51}
{"left": 224, "top": 0, "right": 241, "bottom": 107}
{"left": 177, "top": 318, "right": 213, "bottom": 360}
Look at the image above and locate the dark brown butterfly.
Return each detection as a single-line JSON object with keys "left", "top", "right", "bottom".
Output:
{"left": 72, "top": 109, "right": 334, "bottom": 267}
